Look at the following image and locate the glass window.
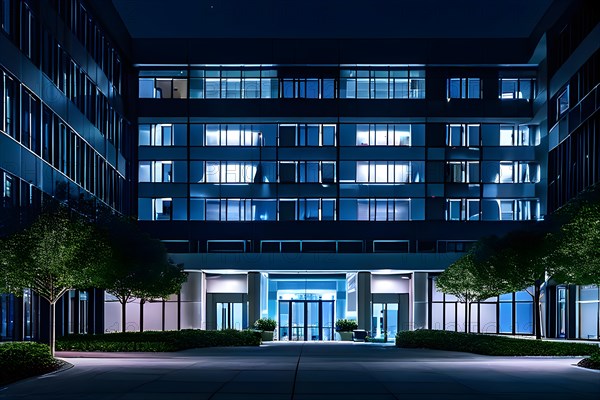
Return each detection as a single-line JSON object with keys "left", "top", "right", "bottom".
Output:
{"left": 467, "top": 200, "right": 480, "bottom": 221}
{"left": 500, "top": 200, "right": 515, "bottom": 220}
{"left": 447, "top": 78, "right": 481, "bottom": 99}
{"left": 499, "top": 78, "right": 535, "bottom": 100}
{"left": 322, "top": 199, "right": 335, "bottom": 220}
{"left": 139, "top": 78, "right": 155, "bottom": 98}
{"left": 190, "top": 198, "right": 205, "bottom": 220}
{"left": 499, "top": 162, "right": 514, "bottom": 183}
{"left": 154, "top": 198, "right": 172, "bottom": 220}
{"left": 205, "top": 78, "right": 220, "bottom": 98}
{"left": 322, "top": 79, "right": 335, "bottom": 98}
{"left": 499, "top": 125, "right": 514, "bottom": 145}
{"left": 322, "top": 125, "right": 335, "bottom": 146}
{"left": 446, "top": 124, "right": 480, "bottom": 146}
{"left": 340, "top": 68, "right": 425, "bottom": 99}
{"left": 557, "top": 86, "right": 569, "bottom": 117}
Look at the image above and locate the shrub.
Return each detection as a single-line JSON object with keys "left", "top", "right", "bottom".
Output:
{"left": 335, "top": 319, "right": 358, "bottom": 332}
{"left": 0, "top": 342, "right": 60, "bottom": 385}
{"left": 56, "top": 329, "right": 261, "bottom": 352}
{"left": 254, "top": 318, "right": 277, "bottom": 331}
{"left": 396, "top": 329, "right": 599, "bottom": 356}
{"left": 578, "top": 352, "right": 600, "bottom": 370}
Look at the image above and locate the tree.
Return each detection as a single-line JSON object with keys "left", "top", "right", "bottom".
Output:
{"left": 471, "top": 229, "right": 551, "bottom": 339}
{"left": 0, "top": 208, "right": 109, "bottom": 355}
{"left": 436, "top": 244, "right": 503, "bottom": 333}
{"left": 548, "top": 192, "right": 600, "bottom": 286}
{"left": 96, "top": 215, "right": 186, "bottom": 332}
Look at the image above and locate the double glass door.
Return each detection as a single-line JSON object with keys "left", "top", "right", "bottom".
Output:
{"left": 216, "top": 302, "right": 243, "bottom": 330}
{"left": 373, "top": 303, "right": 399, "bottom": 342}
{"left": 278, "top": 300, "right": 334, "bottom": 341}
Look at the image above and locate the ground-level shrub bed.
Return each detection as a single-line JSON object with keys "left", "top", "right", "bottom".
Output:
{"left": 577, "top": 352, "right": 600, "bottom": 370}
{"left": 396, "top": 330, "right": 599, "bottom": 357}
{"left": 0, "top": 342, "right": 61, "bottom": 386}
{"left": 56, "top": 329, "right": 262, "bottom": 352}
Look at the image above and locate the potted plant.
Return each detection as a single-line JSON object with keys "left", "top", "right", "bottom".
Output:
{"left": 335, "top": 319, "right": 358, "bottom": 341}
{"left": 254, "top": 318, "right": 277, "bottom": 342}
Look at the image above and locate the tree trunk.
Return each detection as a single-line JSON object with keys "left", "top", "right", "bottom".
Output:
{"left": 121, "top": 300, "right": 127, "bottom": 333}
{"left": 465, "top": 300, "right": 469, "bottom": 333}
{"left": 534, "top": 280, "right": 542, "bottom": 340}
{"left": 49, "top": 301, "right": 56, "bottom": 356}
{"left": 140, "top": 299, "right": 145, "bottom": 332}
{"left": 162, "top": 300, "right": 166, "bottom": 331}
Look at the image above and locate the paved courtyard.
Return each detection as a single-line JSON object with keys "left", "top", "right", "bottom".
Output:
{"left": 1, "top": 342, "right": 598, "bottom": 400}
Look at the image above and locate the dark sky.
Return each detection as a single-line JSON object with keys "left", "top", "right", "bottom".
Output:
{"left": 111, "top": 0, "right": 555, "bottom": 39}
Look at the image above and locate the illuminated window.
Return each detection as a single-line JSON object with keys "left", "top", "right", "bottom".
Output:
{"left": 557, "top": 86, "right": 569, "bottom": 117}
{"left": 446, "top": 124, "right": 480, "bottom": 146}
{"left": 447, "top": 78, "right": 481, "bottom": 99}
{"left": 499, "top": 78, "right": 535, "bottom": 100}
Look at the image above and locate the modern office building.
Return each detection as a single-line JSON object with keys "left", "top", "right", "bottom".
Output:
{"left": 0, "top": 0, "right": 133, "bottom": 341}
{"left": 1, "top": 0, "right": 599, "bottom": 342}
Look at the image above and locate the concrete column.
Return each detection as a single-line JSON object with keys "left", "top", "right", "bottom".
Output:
{"left": 247, "top": 271, "right": 261, "bottom": 327}
{"left": 357, "top": 271, "right": 372, "bottom": 333}
{"left": 412, "top": 272, "right": 428, "bottom": 330}
{"left": 179, "top": 271, "right": 205, "bottom": 329}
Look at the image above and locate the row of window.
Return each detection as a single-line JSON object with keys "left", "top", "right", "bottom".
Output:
{"left": 138, "top": 69, "right": 535, "bottom": 101}
{"left": 340, "top": 69, "right": 425, "bottom": 99}
{"left": 139, "top": 123, "right": 539, "bottom": 147}
{"left": 446, "top": 161, "right": 540, "bottom": 184}
{"left": 552, "top": 52, "right": 599, "bottom": 127}
{"left": 0, "top": 70, "right": 124, "bottom": 210}
{"left": 446, "top": 198, "right": 538, "bottom": 221}
{"left": 139, "top": 197, "right": 539, "bottom": 222}
{"left": 0, "top": 1, "right": 126, "bottom": 150}
{"left": 1, "top": 0, "right": 122, "bottom": 96}
{"left": 193, "top": 239, "right": 474, "bottom": 254}
{"left": 47, "top": 0, "right": 123, "bottom": 93}
{"left": 138, "top": 160, "right": 539, "bottom": 184}
{"left": 40, "top": 34, "right": 125, "bottom": 149}
{"left": 431, "top": 278, "right": 534, "bottom": 335}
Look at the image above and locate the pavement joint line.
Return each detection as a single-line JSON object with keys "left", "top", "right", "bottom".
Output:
{"left": 290, "top": 342, "right": 305, "bottom": 400}
{"left": 359, "top": 359, "right": 402, "bottom": 400}
{"left": 205, "top": 369, "right": 242, "bottom": 400}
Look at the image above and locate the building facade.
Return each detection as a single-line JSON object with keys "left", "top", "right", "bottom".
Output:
{"left": 0, "top": 0, "right": 133, "bottom": 341}
{"left": 1, "top": 0, "right": 598, "bottom": 342}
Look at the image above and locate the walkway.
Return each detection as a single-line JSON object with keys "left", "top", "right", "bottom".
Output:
{"left": 1, "top": 342, "right": 598, "bottom": 400}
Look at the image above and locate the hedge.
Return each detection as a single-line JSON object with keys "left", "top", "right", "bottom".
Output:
{"left": 0, "top": 342, "right": 60, "bottom": 385}
{"left": 578, "top": 352, "right": 600, "bottom": 370}
{"left": 396, "top": 329, "right": 599, "bottom": 356}
{"left": 56, "top": 329, "right": 262, "bottom": 352}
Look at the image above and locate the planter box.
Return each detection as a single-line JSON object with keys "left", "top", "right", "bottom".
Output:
{"left": 338, "top": 331, "right": 353, "bottom": 341}
{"left": 261, "top": 331, "right": 274, "bottom": 342}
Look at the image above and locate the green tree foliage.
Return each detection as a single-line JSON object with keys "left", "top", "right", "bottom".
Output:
{"left": 438, "top": 229, "right": 551, "bottom": 338}
{"left": 548, "top": 193, "right": 600, "bottom": 286}
{"left": 436, "top": 246, "right": 503, "bottom": 333}
{"left": 96, "top": 215, "right": 187, "bottom": 332}
{"left": 0, "top": 208, "right": 110, "bottom": 354}
{"left": 478, "top": 229, "right": 549, "bottom": 339}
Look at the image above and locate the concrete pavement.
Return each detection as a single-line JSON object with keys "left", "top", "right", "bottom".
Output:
{"left": 1, "top": 342, "right": 598, "bottom": 400}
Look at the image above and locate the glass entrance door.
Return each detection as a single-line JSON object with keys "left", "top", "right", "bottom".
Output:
{"left": 372, "top": 303, "right": 399, "bottom": 342}
{"left": 278, "top": 300, "right": 334, "bottom": 341}
{"left": 216, "top": 302, "right": 243, "bottom": 330}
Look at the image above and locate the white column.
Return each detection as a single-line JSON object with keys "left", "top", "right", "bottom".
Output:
{"left": 179, "top": 271, "right": 205, "bottom": 329}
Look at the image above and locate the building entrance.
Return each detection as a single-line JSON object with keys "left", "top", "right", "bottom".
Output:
{"left": 278, "top": 300, "right": 334, "bottom": 341}
{"left": 372, "top": 302, "right": 399, "bottom": 342}
{"left": 216, "top": 302, "right": 243, "bottom": 330}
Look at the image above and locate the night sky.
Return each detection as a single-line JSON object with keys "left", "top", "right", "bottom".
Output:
{"left": 111, "top": 0, "right": 555, "bottom": 39}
